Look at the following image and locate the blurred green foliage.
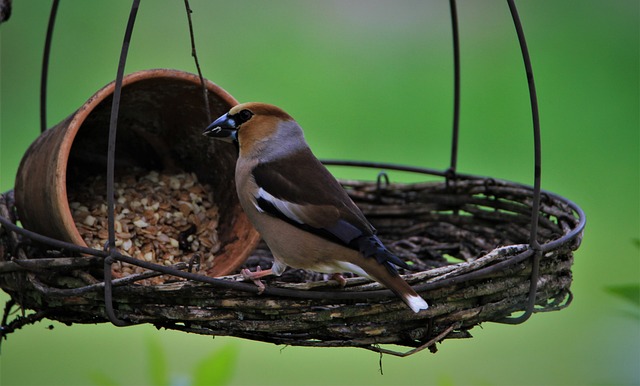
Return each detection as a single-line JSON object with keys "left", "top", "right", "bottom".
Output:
{"left": 192, "top": 344, "right": 238, "bottom": 386}
{"left": 90, "top": 338, "right": 237, "bottom": 386}
{"left": 603, "top": 240, "right": 640, "bottom": 320}
{"left": 147, "top": 337, "right": 170, "bottom": 386}
{"left": 606, "top": 284, "right": 640, "bottom": 309}
{"left": 1, "top": 1, "right": 638, "bottom": 385}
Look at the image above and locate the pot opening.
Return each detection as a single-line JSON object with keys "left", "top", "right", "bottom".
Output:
{"left": 64, "top": 74, "right": 249, "bottom": 280}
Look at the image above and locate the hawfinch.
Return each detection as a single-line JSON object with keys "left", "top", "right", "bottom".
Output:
{"left": 203, "top": 102, "right": 428, "bottom": 313}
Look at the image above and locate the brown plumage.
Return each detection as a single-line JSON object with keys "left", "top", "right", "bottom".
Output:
{"left": 203, "top": 102, "right": 428, "bottom": 313}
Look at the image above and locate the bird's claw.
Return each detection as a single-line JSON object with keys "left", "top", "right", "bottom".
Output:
{"left": 331, "top": 273, "right": 347, "bottom": 288}
{"left": 242, "top": 267, "right": 266, "bottom": 295}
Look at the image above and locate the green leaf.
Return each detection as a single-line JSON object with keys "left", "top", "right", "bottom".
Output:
{"left": 192, "top": 344, "right": 238, "bottom": 386}
{"left": 147, "top": 337, "right": 170, "bottom": 386}
{"left": 605, "top": 284, "right": 640, "bottom": 308}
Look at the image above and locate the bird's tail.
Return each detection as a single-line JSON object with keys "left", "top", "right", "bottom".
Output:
{"left": 354, "top": 235, "right": 413, "bottom": 273}
{"left": 351, "top": 235, "right": 428, "bottom": 313}
{"left": 377, "top": 273, "right": 429, "bottom": 313}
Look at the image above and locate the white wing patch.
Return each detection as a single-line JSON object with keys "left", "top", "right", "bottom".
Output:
{"left": 252, "top": 196, "right": 265, "bottom": 213}
{"left": 256, "top": 187, "right": 305, "bottom": 224}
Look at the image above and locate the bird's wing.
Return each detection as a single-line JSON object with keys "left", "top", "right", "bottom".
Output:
{"left": 251, "top": 149, "right": 410, "bottom": 272}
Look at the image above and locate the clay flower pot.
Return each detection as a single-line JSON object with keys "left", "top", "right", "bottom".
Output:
{"left": 14, "top": 69, "right": 259, "bottom": 277}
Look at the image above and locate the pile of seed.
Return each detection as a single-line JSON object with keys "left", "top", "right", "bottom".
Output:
{"left": 69, "top": 169, "right": 221, "bottom": 284}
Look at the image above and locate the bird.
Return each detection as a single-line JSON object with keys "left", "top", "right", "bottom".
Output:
{"left": 202, "top": 102, "right": 428, "bottom": 313}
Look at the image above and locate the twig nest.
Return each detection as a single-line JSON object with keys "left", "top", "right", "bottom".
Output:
{"left": 0, "top": 177, "right": 583, "bottom": 352}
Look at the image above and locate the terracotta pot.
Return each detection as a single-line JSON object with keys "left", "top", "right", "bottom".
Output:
{"left": 15, "top": 69, "right": 260, "bottom": 277}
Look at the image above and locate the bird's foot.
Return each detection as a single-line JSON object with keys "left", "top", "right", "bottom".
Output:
{"left": 331, "top": 273, "right": 347, "bottom": 288}
{"left": 241, "top": 266, "right": 272, "bottom": 295}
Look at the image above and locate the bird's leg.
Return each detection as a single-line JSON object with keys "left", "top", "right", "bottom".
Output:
{"left": 242, "top": 265, "right": 275, "bottom": 280}
{"left": 241, "top": 266, "right": 273, "bottom": 294}
{"left": 331, "top": 273, "right": 347, "bottom": 288}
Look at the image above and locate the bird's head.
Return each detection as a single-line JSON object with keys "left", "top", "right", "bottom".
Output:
{"left": 203, "top": 102, "right": 303, "bottom": 156}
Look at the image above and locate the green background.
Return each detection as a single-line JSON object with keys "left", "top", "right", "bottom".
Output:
{"left": 1, "top": 1, "right": 638, "bottom": 385}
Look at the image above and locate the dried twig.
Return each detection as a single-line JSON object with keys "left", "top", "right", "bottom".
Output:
{"left": 364, "top": 322, "right": 462, "bottom": 357}
{"left": 183, "top": 0, "right": 211, "bottom": 123}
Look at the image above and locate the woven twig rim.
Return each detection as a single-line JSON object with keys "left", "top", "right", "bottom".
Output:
{"left": 0, "top": 177, "right": 581, "bottom": 353}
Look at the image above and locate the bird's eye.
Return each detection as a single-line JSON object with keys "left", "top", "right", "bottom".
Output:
{"left": 237, "top": 109, "right": 253, "bottom": 123}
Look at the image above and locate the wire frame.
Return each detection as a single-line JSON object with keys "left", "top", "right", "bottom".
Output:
{"left": 0, "top": 0, "right": 586, "bottom": 330}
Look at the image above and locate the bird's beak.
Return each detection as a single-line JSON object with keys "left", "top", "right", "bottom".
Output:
{"left": 203, "top": 113, "right": 238, "bottom": 142}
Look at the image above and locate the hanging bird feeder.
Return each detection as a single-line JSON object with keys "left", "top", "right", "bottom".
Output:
{"left": 0, "top": 0, "right": 585, "bottom": 356}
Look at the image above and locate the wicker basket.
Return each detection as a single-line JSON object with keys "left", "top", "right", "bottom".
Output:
{"left": 0, "top": 175, "right": 582, "bottom": 354}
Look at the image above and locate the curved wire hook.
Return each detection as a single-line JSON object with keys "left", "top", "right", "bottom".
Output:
{"left": 446, "top": 0, "right": 461, "bottom": 186}
{"left": 104, "top": 0, "right": 141, "bottom": 327}
{"left": 498, "top": 0, "right": 543, "bottom": 324}
{"left": 40, "top": 0, "right": 60, "bottom": 133}
{"left": 375, "top": 171, "right": 390, "bottom": 202}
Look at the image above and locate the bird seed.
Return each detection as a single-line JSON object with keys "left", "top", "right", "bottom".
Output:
{"left": 68, "top": 169, "right": 221, "bottom": 284}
